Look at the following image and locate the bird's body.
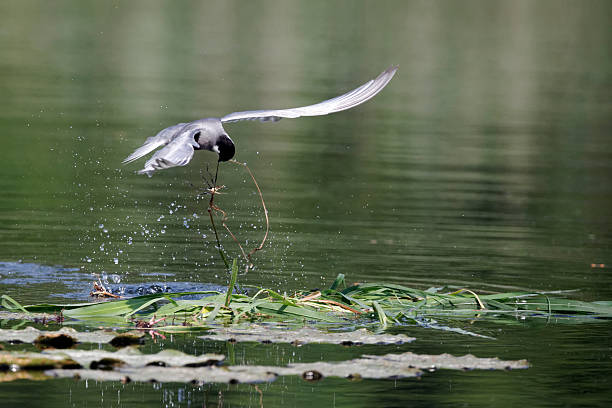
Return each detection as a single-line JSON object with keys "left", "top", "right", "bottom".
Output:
{"left": 123, "top": 66, "right": 398, "bottom": 176}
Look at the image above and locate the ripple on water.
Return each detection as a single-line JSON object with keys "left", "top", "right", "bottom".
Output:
{"left": 0, "top": 261, "right": 225, "bottom": 302}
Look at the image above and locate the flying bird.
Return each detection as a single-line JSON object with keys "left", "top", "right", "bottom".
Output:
{"left": 123, "top": 66, "right": 398, "bottom": 176}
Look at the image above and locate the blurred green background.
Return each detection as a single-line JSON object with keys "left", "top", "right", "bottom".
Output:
{"left": 0, "top": 1, "right": 611, "bottom": 407}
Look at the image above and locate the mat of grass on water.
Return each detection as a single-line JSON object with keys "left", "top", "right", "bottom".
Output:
{"left": 2, "top": 259, "right": 611, "bottom": 335}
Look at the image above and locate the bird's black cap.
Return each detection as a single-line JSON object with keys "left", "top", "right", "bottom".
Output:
{"left": 217, "top": 135, "right": 235, "bottom": 162}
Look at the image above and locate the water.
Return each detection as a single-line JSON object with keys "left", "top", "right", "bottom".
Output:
{"left": 1, "top": 0, "right": 611, "bottom": 406}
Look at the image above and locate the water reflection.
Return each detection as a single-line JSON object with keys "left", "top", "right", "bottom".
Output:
{"left": 0, "top": 0, "right": 611, "bottom": 407}
{"left": 1, "top": 1, "right": 610, "bottom": 299}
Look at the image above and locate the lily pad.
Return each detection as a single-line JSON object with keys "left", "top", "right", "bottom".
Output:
{"left": 200, "top": 326, "right": 415, "bottom": 345}
{"left": 42, "top": 348, "right": 225, "bottom": 369}
{"left": 43, "top": 350, "right": 527, "bottom": 384}
{"left": 0, "top": 351, "right": 80, "bottom": 370}
{"left": 334, "top": 352, "right": 529, "bottom": 371}
{"left": 269, "top": 351, "right": 528, "bottom": 379}
{"left": 273, "top": 358, "right": 421, "bottom": 380}
{"left": 0, "top": 370, "right": 51, "bottom": 383}
{"left": 47, "top": 365, "right": 277, "bottom": 384}
{"left": 0, "top": 327, "right": 145, "bottom": 348}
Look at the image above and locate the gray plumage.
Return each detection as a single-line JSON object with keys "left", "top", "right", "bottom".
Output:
{"left": 123, "top": 66, "right": 398, "bottom": 176}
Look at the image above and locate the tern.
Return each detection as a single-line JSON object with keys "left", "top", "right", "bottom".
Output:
{"left": 123, "top": 66, "right": 398, "bottom": 176}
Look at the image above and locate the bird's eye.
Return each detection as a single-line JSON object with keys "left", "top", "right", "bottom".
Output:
{"left": 193, "top": 131, "right": 201, "bottom": 142}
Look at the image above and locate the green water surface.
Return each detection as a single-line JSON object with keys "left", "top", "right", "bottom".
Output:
{"left": 0, "top": 1, "right": 611, "bottom": 407}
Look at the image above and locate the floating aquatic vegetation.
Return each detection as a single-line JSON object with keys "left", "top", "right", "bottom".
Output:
{"left": 0, "top": 370, "right": 49, "bottom": 383}
{"left": 0, "top": 351, "right": 80, "bottom": 371}
{"left": 47, "top": 365, "right": 277, "bottom": 384}
{"left": 353, "top": 351, "right": 529, "bottom": 371}
{"left": 38, "top": 349, "right": 526, "bottom": 384}
{"left": 199, "top": 326, "right": 415, "bottom": 345}
{"left": 0, "top": 311, "right": 61, "bottom": 324}
{"left": 0, "top": 348, "right": 225, "bottom": 383}
{"left": 1, "top": 274, "right": 611, "bottom": 337}
{"left": 0, "top": 347, "right": 222, "bottom": 373}
{"left": 0, "top": 327, "right": 144, "bottom": 348}
{"left": 42, "top": 348, "right": 224, "bottom": 369}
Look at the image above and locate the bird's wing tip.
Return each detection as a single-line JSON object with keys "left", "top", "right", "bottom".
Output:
{"left": 385, "top": 65, "right": 399, "bottom": 76}
{"left": 136, "top": 169, "right": 153, "bottom": 177}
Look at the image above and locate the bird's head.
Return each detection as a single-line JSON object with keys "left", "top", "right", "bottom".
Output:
{"left": 189, "top": 119, "right": 235, "bottom": 162}
{"left": 212, "top": 134, "right": 235, "bottom": 162}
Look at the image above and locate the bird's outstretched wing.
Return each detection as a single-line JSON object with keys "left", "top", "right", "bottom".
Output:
{"left": 137, "top": 133, "right": 199, "bottom": 176}
{"left": 122, "top": 123, "right": 186, "bottom": 164}
{"left": 220, "top": 65, "right": 398, "bottom": 124}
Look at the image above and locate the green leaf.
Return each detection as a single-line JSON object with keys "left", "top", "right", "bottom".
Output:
{"left": 225, "top": 259, "right": 238, "bottom": 307}
{"left": 1, "top": 295, "right": 31, "bottom": 314}
{"left": 205, "top": 303, "right": 223, "bottom": 323}
{"left": 329, "top": 274, "right": 345, "bottom": 291}
{"left": 372, "top": 301, "right": 388, "bottom": 326}
{"left": 63, "top": 291, "right": 219, "bottom": 319}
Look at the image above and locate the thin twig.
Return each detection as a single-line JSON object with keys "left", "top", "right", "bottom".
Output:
{"left": 230, "top": 159, "right": 270, "bottom": 263}
{"left": 205, "top": 160, "right": 250, "bottom": 269}
{"left": 302, "top": 299, "right": 363, "bottom": 315}
{"left": 299, "top": 291, "right": 322, "bottom": 302}
{"left": 205, "top": 159, "right": 269, "bottom": 276}
{"left": 90, "top": 277, "right": 120, "bottom": 299}
{"left": 207, "top": 163, "right": 230, "bottom": 270}
{"left": 208, "top": 206, "right": 230, "bottom": 269}
{"left": 210, "top": 201, "right": 250, "bottom": 266}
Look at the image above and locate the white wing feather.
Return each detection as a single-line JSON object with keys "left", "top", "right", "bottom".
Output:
{"left": 220, "top": 66, "right": 397, "bottom": 123}
{"left": 137, "top": 133, "right": 198, "bottom": 176}
{"left": 122, "top": 123, "right": 186, "bottom": 164}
